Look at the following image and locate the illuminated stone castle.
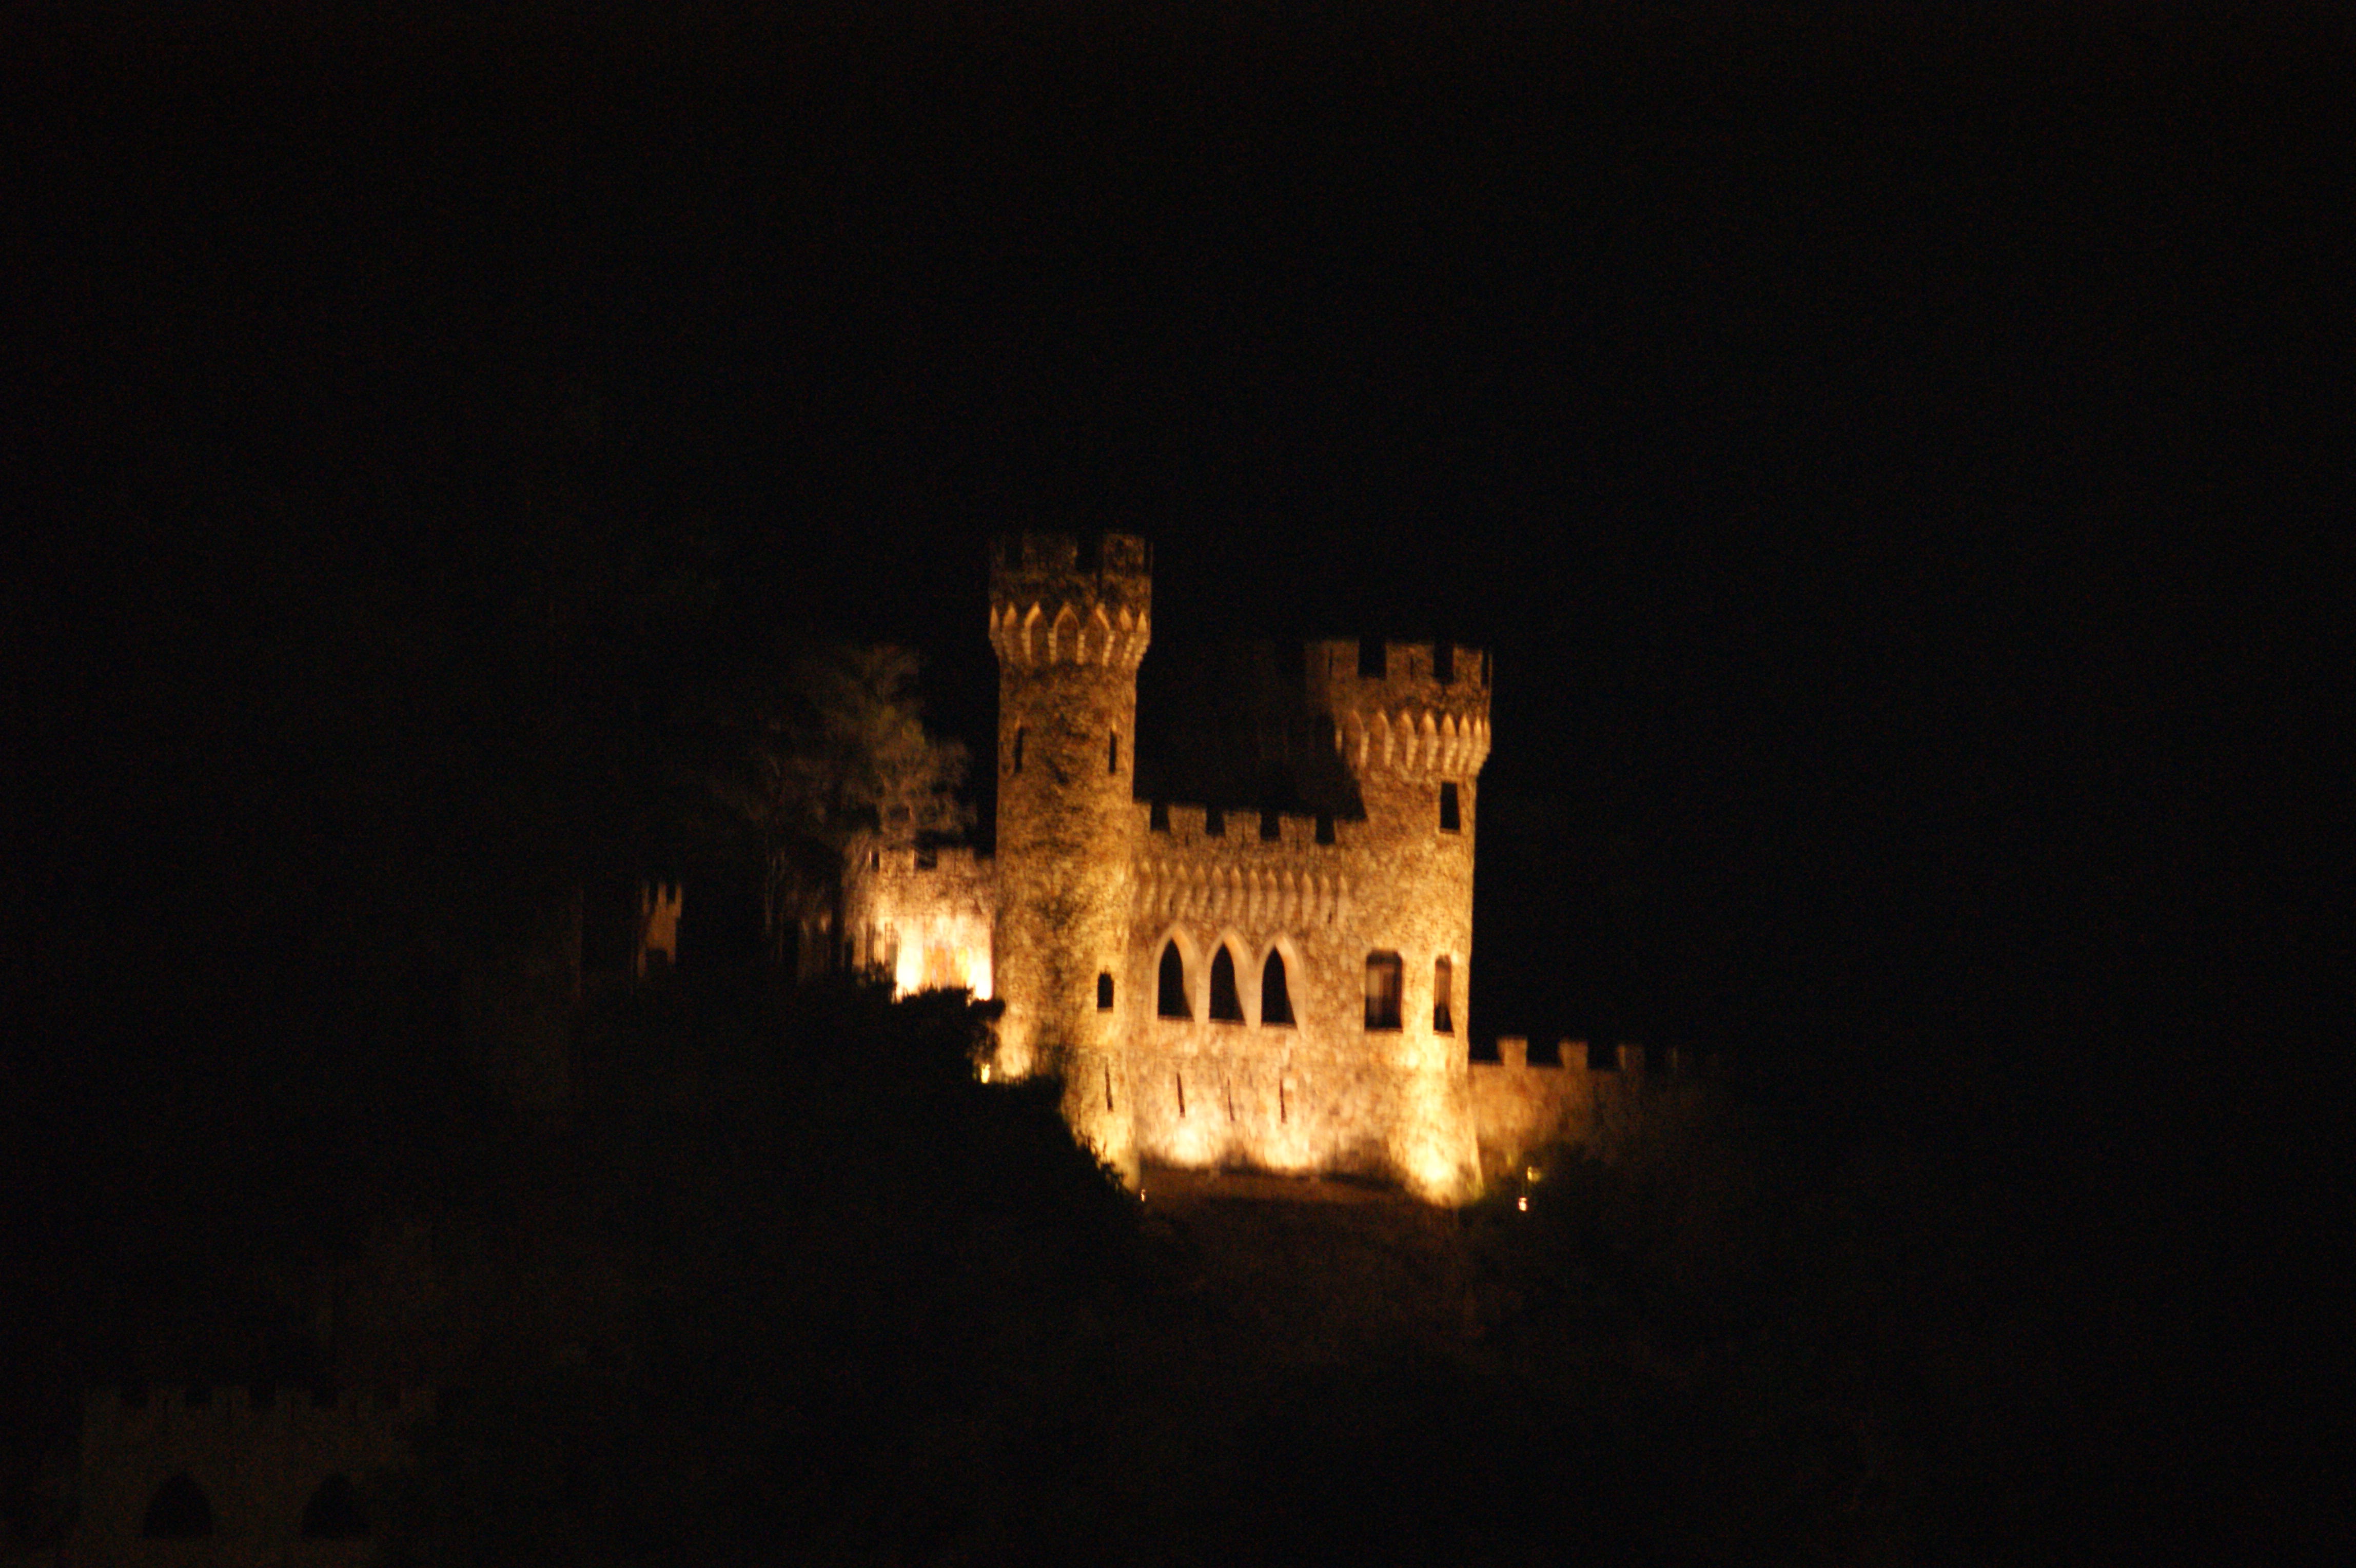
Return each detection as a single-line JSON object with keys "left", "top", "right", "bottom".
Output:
{"left": 849, "top": 533, "right": 1498, "bottom": 1203}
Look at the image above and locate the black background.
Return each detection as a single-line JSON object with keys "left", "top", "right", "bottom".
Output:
{"left": 7, "top": 2, "right": 2346, "bottom": 1545}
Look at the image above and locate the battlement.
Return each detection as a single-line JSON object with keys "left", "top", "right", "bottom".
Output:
{"left": 1491, "top": 1038, "right": 1664, "bottom": 1075}
{"left": 1141, "top": 800, "right": 1349, "bottom": 851}
{"left": 989, "top": 531, "right": 1151, "bottom": 583}
{"left": 1306, "top": 638, "right": 1491, "bottom": 698}
{"left": 74, "top": 1386, "right": 433, "bottom": 1558}
{"left": 84, "top": 1384, "right": 435, "bottom": 1439}
{"left": 988, "top": 533, "right": 1153, "bottom": 671}
{"left": 1304, "top": 639, "right": 1492, "bottom": 778}
{"left": 856, "top": 842, "right": 994, "bottom": 881}
{"left": 1469, "top": 1038, "right": 1703, "bottom": 1181}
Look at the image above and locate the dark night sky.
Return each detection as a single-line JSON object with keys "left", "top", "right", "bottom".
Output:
{"left": 7, "top": 5, "right": 2343, "bottom": 1227}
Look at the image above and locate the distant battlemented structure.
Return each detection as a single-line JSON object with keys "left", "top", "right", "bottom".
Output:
{"left": 842, "top": 533, "right": 1657, "bottom": 1204}
{"left": 64, "top": 1385, "right": 430, "bottom": 1566}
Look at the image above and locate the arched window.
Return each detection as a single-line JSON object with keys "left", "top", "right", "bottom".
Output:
{"left": 1432, "top": 956, "right": 1455, "bottom": 1034}
{"left": 1157, "top": 942, "right": 1189, "bottom": 1019}
{"left": 143, "top": 1473, "right": 213, "bottom": 1539}
{"left": 1096, "top": 972, "right": 1114, "bottom": 1011}
{"left": 1261, "top": 950, "right": 1293, "bottom": 1027}
{"left": 1208, "top": 947, "right": 1244, "bottom": 1022}
{"left": 300, "top": 1474, "right": 368, "bottom": 1540}
{"left": 1364, "top": 951, "right": 1403, "bottom": 1031}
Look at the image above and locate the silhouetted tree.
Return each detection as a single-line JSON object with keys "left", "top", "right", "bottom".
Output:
{"left": 709, "top": 646, "right": 972, "bottom": 972}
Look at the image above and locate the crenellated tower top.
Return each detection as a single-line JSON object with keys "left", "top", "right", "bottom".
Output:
{"left": 1304, "top": 638, "right": 1493, "bottom": 779}
{"left": 988, "top": 533, "right": 1152, "bottom": 671}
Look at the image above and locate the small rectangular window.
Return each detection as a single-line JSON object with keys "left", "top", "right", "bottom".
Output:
{"left": 1439, "top": 782, "right": 1460, "bottom": 833}
{"left": 1364, "top": 951, "right": 1403, "bottom": 1031}
{"left": 1109, "top": 732, "right": 1120, "bottom": 773}
{"left": 1433, "top": 956, "right": 1455, "bottom": 1035}
{"left": 1011, "top": 727, "right": 1025, "bottom": 773}
{"left": 1097, "top": 973, "right": 1114, "bottom": 1011}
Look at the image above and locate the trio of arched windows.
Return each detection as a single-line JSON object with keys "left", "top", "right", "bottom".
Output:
{"left": 141, "top": 1472, "right": 366, "bottom": 1540}
{"left": 1157, "top": 941, "right": 1295, "bottom": 1028}
{"left": 1155, "top": 942, "right": 1447, "bottom": 1032}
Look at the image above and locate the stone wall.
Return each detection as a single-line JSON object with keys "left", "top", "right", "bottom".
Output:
{"left": 1469, "top": 1040, "right": 1673, "bottom": 1182}
{"left": 65, "top": 1386, "right": 430, "bottom": 1567}
{"left": 842, "top": 845, "right": 996, "bottom": 999}
{"left": 1114, "top": 634, "right": 1491, "bottom": 1203}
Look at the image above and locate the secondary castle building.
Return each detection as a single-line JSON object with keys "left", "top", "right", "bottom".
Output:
{"left": 848, "top": 532, "right": 1494, "bottom": 1203}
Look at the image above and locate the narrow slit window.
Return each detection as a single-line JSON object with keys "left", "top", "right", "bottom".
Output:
{"left": 1157, "top": 943, "right": 1189, "bottom": 1019}
{"left": 1433, "top": 956, "right": 1455, "bottom": 1035}
{"left": 1109, "top": 732, "right": 1120, "bottom": 773}
{"left": 1209, "top": 947, "right": 1244, "bottom": 1022}
{"left": 1364, "top": 951, "right": 1403, "bottom": 1031}
{"left": 1439, "top": 781, "right": 1461, "bottom": 833}
{"left": 1261, "top": 950, "right": 1293, "bottom": 1027}
{"left": 1097, "top": 972, "right": 1114, "bottom": 1011}
{"left": 1011, "top": 727, "right": 1025, "bottom": 774}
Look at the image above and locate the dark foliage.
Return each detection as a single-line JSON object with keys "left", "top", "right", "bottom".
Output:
{"left": 394, "top": 977, "right": 1142, "bottom": 1568}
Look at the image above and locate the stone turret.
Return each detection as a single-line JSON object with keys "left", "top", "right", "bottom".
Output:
{"left": 988, "top": 533, "right": 1151, "bottom": 1178}
{"left": 1304, "top": 639, "right": 1493, "bottom": 782}
{"left": 1304, "top": 639, "right": 1492, "bottom": 1200}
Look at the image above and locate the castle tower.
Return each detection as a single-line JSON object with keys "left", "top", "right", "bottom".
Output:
{"left": 988, "top": 533, "right": 1151, "bottom": 1178}
{"left": 1307, "top": 638, "right": 1493, "bottom": 1200}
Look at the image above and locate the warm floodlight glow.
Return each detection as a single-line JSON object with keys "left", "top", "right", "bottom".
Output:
{"left": 978, "top": 1064, "right": 992, "bottom": 1083}
{"left": 1517, "top": 1196, "right": 1528, "bottom": 1211}
{"left": 892, "top": 939, "right": 992, "bottom": 1001}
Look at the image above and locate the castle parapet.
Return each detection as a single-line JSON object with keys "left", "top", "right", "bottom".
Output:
{"left": 988, "top": 532, "right": 1152, "bottom": 670}
{"left": 1305, "top": 639, "right": 1492, "bottom": 778}
{"left": 73, "top": 1385, "right": 435, "bottom": 1558}
{"left": 83, "top": 1384, "right": 435, "bottom": 1437}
